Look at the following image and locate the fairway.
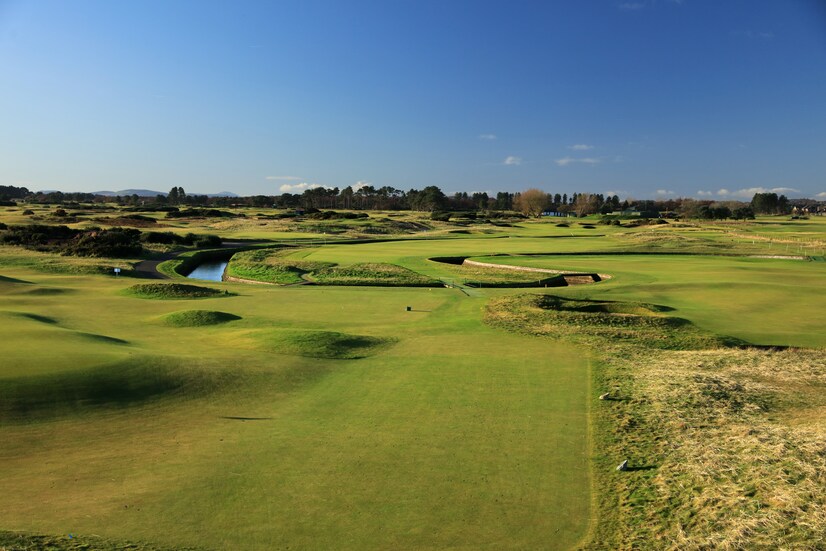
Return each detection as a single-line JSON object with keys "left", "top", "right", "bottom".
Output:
{"left": 0, "top": 269, "right": 592, "bottom": 550}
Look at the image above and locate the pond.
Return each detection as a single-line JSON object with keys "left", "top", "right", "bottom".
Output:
{"left": 186, "top": 261, "right": 228, "bottom": 282}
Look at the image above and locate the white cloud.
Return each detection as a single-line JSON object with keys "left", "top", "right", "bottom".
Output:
{"left": 478, "top": 134, "right": 497, "bottom": 140}
{"left": 716, "top": 186, "right": 800, "bottom": 199}
{"left": 655, "top": 189, "right": 675, "bottom": 196}
{"left": 697, "top": 190, "right": 713, "bottom": 197}
{"left": 504, "top": 156, "right": 522, "bottom": 166}
{"left": 569, "top": 144, "right": 594, "bottom": 151}
{"left": 266, "top": 175, "right": 302, "bottom": 181}
{"left": 816, "top": 192, "right": 826, "bottom": 199}
{"left": 353, "top": 180, "right": 372, "bottom": 191}
{"left": 555, "top": 157, "right": 602, "bottom": 167}
{"left": 278, "top": 182, "right": 331, "bottom": 193}
{"left": 604, "top": 190, "right": 628, "bottom": 198}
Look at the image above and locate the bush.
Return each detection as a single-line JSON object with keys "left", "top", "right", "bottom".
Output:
{"left": 0, "top": 224, "right": 143, "bottom": 257}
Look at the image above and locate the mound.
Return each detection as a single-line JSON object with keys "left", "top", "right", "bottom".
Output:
{"left": 0, "top": 358, "right": 194, "bottom": 422}
{"left": 486, "top": 294, "right": 737, "bottom": 350}
{"left": 126, "top": 283, "right": 231, "bottom": 299}
{"left": 22, "top": 287, "right": 72, "bottom": 295}
{"left": 260, "top": 330, "right": 394, "bottom": 359}
{"left": 311, "top": 263, "right": 440, "bottom": 287}
{"left": 162, "top": 310, "right": 241, "bottom": 327}
{"left": 3, "top": 311, "right": 58, "bottom": 324}
{"left": 0, "top": 274, "right": 32, "bottom": 284}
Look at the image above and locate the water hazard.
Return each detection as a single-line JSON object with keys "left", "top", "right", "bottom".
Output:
{"left": 186, "top": 261, "right": 228, "bottom": 282}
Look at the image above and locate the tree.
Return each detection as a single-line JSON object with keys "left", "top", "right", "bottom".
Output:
{"left": 168, "top": 187, "right": 179, "bottom": 204}
{"left": 494, "top": 192, "right": 513, "bottom": 210}
{"left": 513, "top": 188, "right": 549, "bottom": 217}
{"left": 751, "top": 192, "right": 780, "bottom": 214}
{"left": 732, "top": 206, "right": 755, "bottom": 220}
{"left": 572, "top": 193, "right": 601, "bottom": 217}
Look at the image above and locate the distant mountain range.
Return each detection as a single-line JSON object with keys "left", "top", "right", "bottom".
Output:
{"left": 89, "top": 189, "right": 239, "bottom": 198}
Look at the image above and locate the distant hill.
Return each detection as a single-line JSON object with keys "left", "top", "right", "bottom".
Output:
{"left": 92, "top": 189, "right": 166, "bottom": 197}
{"left": 207, "top": 191, "right": 239, "bottom": 198}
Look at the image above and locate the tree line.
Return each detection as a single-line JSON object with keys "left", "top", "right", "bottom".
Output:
{"left": 1, "top": 184, "right": 821, "bottom": 219}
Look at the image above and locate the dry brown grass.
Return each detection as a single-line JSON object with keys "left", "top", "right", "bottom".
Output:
{"left": 485, "top": 294, "right": 826, "bottom": 549}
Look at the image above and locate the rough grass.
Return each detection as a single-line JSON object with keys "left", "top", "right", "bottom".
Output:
{"left": 225, "top": 248, "right": 334, "bottom": 284}
{"left": 310, "top": 263, "right": 440, "bottom": 286}
{"left": 160, "top": 310, "right": 241, "bottom": 327}
{"left": 126, "top": 283, "right": 230, "bottom": 299}
{"left": 485, "top": 294, "right": 826, "bottom": 549}
{"left": 258, "top": 329, "right": 396, "bottom": 359}
{"left": 0, "top": 530, "right": 202, "bottom": 551}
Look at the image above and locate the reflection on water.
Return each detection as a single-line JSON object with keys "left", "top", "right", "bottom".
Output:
{"left": 186, "top": 261, "right": 228, "bottom": 282}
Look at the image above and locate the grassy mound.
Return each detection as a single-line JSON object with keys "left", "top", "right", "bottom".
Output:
{"left": 260, "top": 330, "right": 395, "bottom": 359}
{"left": 126, "top": 283, "right": 230, "bottom": 299}
{"left": 0, "top": 358, "right": 210, "bottom": 422}
{"left": 3, "top": 311, "right": 58, "bottom": 324}
{"left": 162, "top": 310, "right": 241, "bottom": 327}
{"left": 486, "top": 294, "right": 736, "bottom": 350}
{"left": 226, "top": 248, "right": 333, "bottom": 284}
{"left": 311, "top": 263, "right": 440, "bottom": 286}
{"left": 0, "top": 274, "right": 31, "bottom": 284}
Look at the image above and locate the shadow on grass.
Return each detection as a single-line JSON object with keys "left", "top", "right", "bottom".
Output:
{"left": 0, "top": 274, "right": 33, "bottom": 284}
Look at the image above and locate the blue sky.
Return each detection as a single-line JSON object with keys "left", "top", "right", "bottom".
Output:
{"left": 1, "top": 0, "right": 825, "bottom": 199}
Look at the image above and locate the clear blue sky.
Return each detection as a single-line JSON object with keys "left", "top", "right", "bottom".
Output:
{"left": 1, "top": 0, "right": 825, "bottom": 199}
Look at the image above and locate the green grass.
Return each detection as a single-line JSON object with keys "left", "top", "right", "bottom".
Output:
{"left": 0, "top": 268, "right": 592, "bottom": 550}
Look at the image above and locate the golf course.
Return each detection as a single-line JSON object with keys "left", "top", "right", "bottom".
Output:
{"left": 0, "top": 207, "right": 824, "bottom": 550}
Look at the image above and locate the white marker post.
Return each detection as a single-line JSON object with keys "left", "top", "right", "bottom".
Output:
{"left": 113, "top": 268, "right": 121, "bottom": 276}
